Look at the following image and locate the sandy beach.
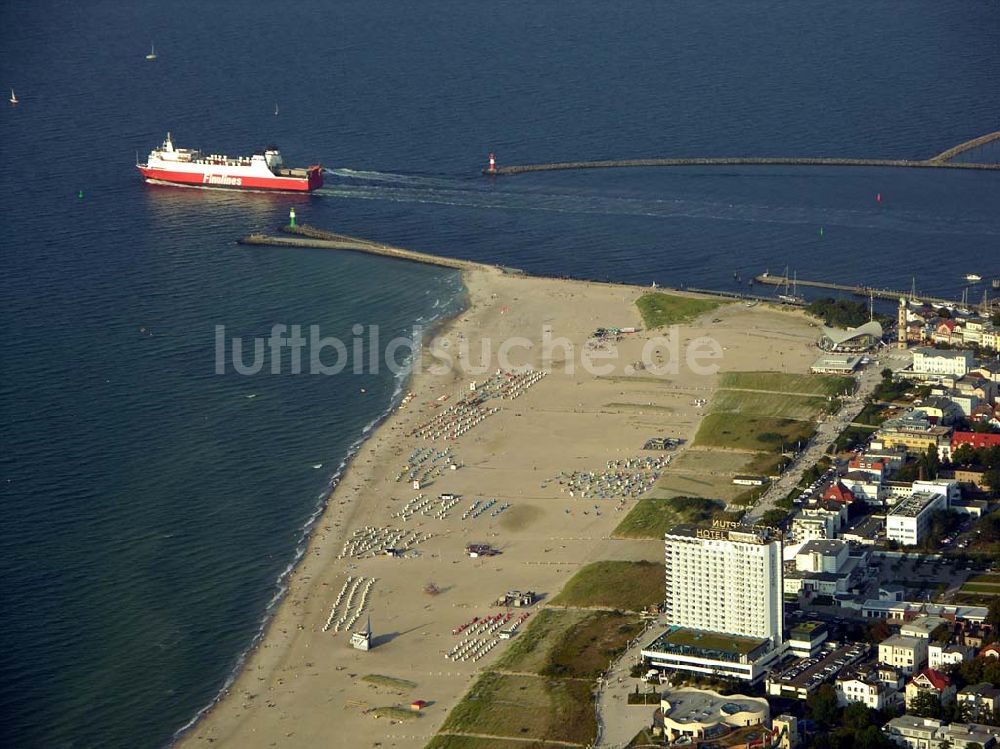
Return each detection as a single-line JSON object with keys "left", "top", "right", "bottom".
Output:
{"left": 178, "top": 266, "right": 820, "bottom": 749}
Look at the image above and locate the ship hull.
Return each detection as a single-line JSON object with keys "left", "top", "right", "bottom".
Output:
{"left": 137, "top": 165, "right": 323, "bottom": 192}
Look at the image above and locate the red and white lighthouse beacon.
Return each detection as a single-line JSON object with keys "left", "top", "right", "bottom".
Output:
{"left": 486, "top": 152, "right": 497, "bottom": 175}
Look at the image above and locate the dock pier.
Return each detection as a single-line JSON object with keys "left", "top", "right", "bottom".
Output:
{"left": 753, "top": 274, "right": 965, "bottom": 308}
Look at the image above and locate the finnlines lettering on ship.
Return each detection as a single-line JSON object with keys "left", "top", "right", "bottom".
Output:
{"left": 136, "top": 132, "right": 324, "bottom": 193}
{"left": 203, "top": 174, "right": 242, "bottom": 186}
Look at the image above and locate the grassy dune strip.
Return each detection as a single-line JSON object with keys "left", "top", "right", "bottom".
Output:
{"left": 719, "top": 371, "right": 853, "bottom": 396}
{"left": 440, "top": 672, "right": 595, "bottom": 745}
{"left": 711, "top": 389, "right": 829, "bottom": 420}
{"left": 362, "top": 674, "right": 417, "bottom": 691}
{"left": 694, "top": 412, "right": 815, "bottom": 452}
{"left": 635, "top": 292, "right": 722, "bottom": 329}
{"left": 549, "top": 561, "right": 665, "bottom": 611}
{"left": 612, "top": 496, "right": 725, "bottom": 539}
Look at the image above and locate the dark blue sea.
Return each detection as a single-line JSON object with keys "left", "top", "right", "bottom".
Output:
{"left": 1, "top": 1, "right": 997, "bottom": 746}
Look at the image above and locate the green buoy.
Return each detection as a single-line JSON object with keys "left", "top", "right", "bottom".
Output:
{"left": 78, "top": 190, "right": 84, "bottom": 199}
{"left": 289, "top": 206, "right": 296, "bottom": 227}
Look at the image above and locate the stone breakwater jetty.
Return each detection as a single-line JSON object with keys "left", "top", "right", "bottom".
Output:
{"left": 238, "top": 224, "right": 512, "bottom": 273}
{"left": 484, "top": 130, "right": 1000, "bottom": 175}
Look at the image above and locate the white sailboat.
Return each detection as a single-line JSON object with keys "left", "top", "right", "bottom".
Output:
{"left": 9, "top": 89, "right": 18, "bottom": 105}
{"left": 274, "top": 103, "right": 279, "bottom": 116}
{"left": 145, "top": 43, "right": 157, "bottom": 61}
{"left": 777, "top": 267, "right": 805, "bottom": 305}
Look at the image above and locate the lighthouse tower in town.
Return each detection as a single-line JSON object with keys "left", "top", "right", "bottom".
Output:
{"left": 897, "top": 297, "right": 908, "bottom": 350}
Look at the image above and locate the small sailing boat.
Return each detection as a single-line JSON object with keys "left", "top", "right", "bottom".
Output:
{"left": 274, "top": 103, "right": 279, "bottom": 116}
{"left": 145, "top": 43, "right": 157, "bottom": 61}
{"left": 9, "top": 89, "right": 18, "bottom": 105}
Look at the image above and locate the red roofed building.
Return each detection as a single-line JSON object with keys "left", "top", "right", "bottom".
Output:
{"left": 933, "top": 320, "right": 958, "bottom": 345}
{"left": 951, "top": 431, "right": 1000, "bottom": 453}
{"left": 905, "top": 669, "right": 956, "bottom": 708}
{"left": 822, "top": 482, "right": 857, "bottom": 504}
{"left": 849, "top": 457, "right": 886, "bottom": 480}
{"left": 981, "top": 643, "right": 1000, "bottom": 660}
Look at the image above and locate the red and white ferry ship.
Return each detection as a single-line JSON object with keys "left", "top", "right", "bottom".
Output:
{"left": 137, "top": 132, "right": 323, "bottom": 192}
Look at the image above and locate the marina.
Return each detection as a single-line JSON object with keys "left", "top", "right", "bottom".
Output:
{"left": 752, "top": 273, "right": 985, "bottom": 309}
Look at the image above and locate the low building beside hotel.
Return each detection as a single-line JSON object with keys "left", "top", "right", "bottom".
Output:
{"left": 658, "top": 688, "right": 770, "bottom": 744}
{"left": 642, "top": 626, "right": 777, "bottom": 683}
{"left": 787, "top": 621, "right": 828, "bottom": 658}
{"left": 784, "top": 539, "right": 866, "bottom": 599}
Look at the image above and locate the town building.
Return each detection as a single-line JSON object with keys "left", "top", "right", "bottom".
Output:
{"left": 840, "top": 515, "right": 884, "bottom": 546}
{"left": 840, "top": 470, "right": 882, "bottom": 503}
{"left": 790, "top": 502, "right": 848, "bottom": 542}
{"left": 951, "top": 430, "right": 1000, "bottom": 453}
{"left": 878, "top": 634, "right": 928, "bottom": 675}
{"left": 941, "top": 467, "right": 990, "bottom": 492}
{"left": 784, "top": 540, "right": 865, "bottom": 599}
{"left": 861, "top": 600, "right": 989, "bottom": 626}
{"left": 886, "top": 491, "right": 949, "bottom": 546}
{"left": 900, "top": 615, "right": 951, "bottom": 640}
{"left": 772, "top": 715, "right": 800, "bottom": 749}
{"left": 904, "top": 669, "right": 955, "bottom": 709}
{"left": 821, "top": 482, "right": 857, "bottom": 505}
{"left": 928, "top": 642, "right": 975, "bottom": 671}
{"left": 957, "top": 683, "right": 1000, "bottom": 723}
{"left": 911, "top": 348, "right": 976, "bottom": 378}
{"left": 836, "top": 666, "right": 900, "bottom": 710}
{"left": 883, "top": 716, "right": 1000, "bottom": 749}
{"left": 981, "top": 643, "right": 1000, "bottom": 659}
{"left": 875, "top": 419, "right": 952, "bottom": 457}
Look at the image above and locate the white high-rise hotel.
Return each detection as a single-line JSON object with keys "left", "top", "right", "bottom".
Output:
{"left": 664, "top": 524, "right": 784, "bottom": 648}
